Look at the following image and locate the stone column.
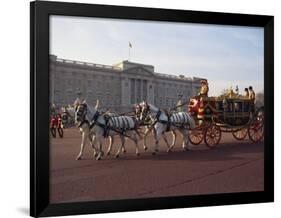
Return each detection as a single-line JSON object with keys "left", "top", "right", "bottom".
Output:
{"left": 49, "top": 60, "right": 56, "bottom": 104}
{"left": 147, "top": 80, "right": 155, "bottom": 104}
{"left": 140, "top": 79, "right": 143, "bottom": 101}
{"left": 134, "top": 79, "right": 137, "bottom": 103}
{"left": 121, "top": 77, "right": 130, "bottom": 109}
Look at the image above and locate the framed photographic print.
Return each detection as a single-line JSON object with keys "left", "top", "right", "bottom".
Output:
{"left": 30, "top": 1, "right": 274, "bottom": 217}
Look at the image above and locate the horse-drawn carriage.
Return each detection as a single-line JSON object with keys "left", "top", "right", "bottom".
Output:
{"left": 187, "top": 94, "right": 264, "bottom": 148}
{"left": 50, "top": 113, "right": 64, "bottom": 138}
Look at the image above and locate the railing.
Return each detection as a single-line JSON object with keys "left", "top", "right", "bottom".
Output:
{"left": 54, "top": 57, "right": 201, "bottom": 81}
{"left": 154, "top": 72, "right": 193, "bottom": 81}
{"left": 56, "top": 58, "right": 122, "bottom": 70}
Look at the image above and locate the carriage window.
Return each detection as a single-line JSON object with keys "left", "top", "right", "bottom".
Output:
{"left": 244, "top": 102, "right": 250, "bottom": 112}
{"left": 229, "top": 102, "right": 233, "bottom": 112}
{"left": 234, "top": 102, "right": 239, "bottom": 111}
{"left": 234, "top": 102, "right": 242, "bottom": 112}
{"left": 216, "top": 102, "right": 220, "bottom": 110}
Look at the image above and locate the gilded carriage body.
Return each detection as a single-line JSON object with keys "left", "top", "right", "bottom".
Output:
{"left": 188, "top": 96, "right": 218, "bottom": 122}
{"left": 187, "top": 88, "right": 263, "bottom": 147}
{"left": 215, "top": 97, "right": 253, "bottom": 126}
{"left": 189, "top": 91, "right": 254, "bottom": 125}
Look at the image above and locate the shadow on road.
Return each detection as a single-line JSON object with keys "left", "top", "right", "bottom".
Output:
{"left": 102, "top": 141, "right": 264, "bottom": 162}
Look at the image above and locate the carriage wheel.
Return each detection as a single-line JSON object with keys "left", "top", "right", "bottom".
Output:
{"left": 232, "top": 128, "right": 247, "bottom": 140}
{"left": 204, "top": 124, "right": 221, "bottom": 148}
{"left": 188, "top": 129, "right": 204, "bottom": 145}
{"left": 58, "top": 128, "right": 64, "bottom": 138}
{"left": 50, "top": 127, "right": 56, "bottom": 138}
{"left": 248, "top": 109, "right": 264, "bottom": 143}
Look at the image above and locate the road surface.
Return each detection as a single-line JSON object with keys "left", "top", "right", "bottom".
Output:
{"left": 50, "top": 127, "right": 264, "bottom": 203}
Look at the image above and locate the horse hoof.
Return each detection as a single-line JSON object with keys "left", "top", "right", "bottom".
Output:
{"left": 136, "top": 153, "right": 140, "bottom": 156}
{"left": 76, "top": 156, "right": 81, "bottom": 160}
{"left": 167, "top": 149, "right": 171, "bottom": 153}
{"left": 152, "top": 152, "right": 156, "bottom": 155}
{"left": 107, "top": 152, "right": 110, "bottom": 156}
{"left": 96, "top": 156, "right": 101, "bottom": 161}
{"left": 115, "top": 154, "right": 119, "bottom": 158}
{"left": 144, "top": 147, "right": 148, "bottom": 151}
{"left": 123, "top": 150, "right": 126, "bottom": 153}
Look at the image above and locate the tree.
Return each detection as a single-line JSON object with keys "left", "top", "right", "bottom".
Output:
{"left": 220, "top": 88, "right": 229, "bottom": 96}
{"left": 255, "top": 92, "right": 264, "bottom": 108}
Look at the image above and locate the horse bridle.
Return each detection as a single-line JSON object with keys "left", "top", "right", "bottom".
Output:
{"left": 61, "top": 111, "right": 69, "bottom": 124}
{"left": 140, "top": 104, "right": 150, "bottom": 122}
{"left": 76, "top": 104, "right": 88, "bottom": 128}
{"left": 89, "top": 110, "right": 100, "bottom": 129}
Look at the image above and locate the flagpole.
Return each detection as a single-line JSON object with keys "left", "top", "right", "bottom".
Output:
{"left": 128, "top": 41, "right": 132, "bottom": 61}
{"left": 128, "top": 46, "right": 130, "bottom": 61}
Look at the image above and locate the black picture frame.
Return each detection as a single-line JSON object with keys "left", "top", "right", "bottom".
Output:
{"left": 30, "top": 1, "right": 274, "bottom": 217}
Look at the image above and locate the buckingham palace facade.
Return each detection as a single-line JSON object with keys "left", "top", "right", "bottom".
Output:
{"left": 50, "top": 55, "right": 203, "bottom": 112}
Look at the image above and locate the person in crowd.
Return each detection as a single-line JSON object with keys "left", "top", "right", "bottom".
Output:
{"left": 249, "top": 86, "right": 256, "bottom": 101}
{"left": 176, "top": 94, "right": 183, "bottom": 112}
{"left": 248, "top": 86, "right": 256, "bottom": 113}
{"left": 50, "top": 103, "right": 56, "bottom": 116}
{"left": 244, "top": 88, "right": 249, "bottom": 99}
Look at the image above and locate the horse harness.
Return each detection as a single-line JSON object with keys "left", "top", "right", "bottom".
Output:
{"left": 89, "top": 111, "right": 137, "bottom": 138}
{"left": 89, "top": 110, "right": 108, "bottom": 136}
{"left": 152, "top": 110, "right": 190, "bottom": 132}
{"left": 154, "top": 110, "right": 171, "bottom": 131}
{"left": 77, "top": 105, "right": 89, "bottom": 128}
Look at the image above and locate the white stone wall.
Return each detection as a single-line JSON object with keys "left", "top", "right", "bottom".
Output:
{"left": 50, "top": 55, "right": 202, "bottom": 112}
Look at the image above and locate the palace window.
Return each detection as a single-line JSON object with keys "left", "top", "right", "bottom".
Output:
{"left": 97, "top": 81, "right": 101, "bottom": 89}
{"left": 88, "top": 80, "right": 92, "bottom": 87}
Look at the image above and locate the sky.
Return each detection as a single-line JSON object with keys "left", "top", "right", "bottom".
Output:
{"left": 50, "top": 15, "right": 264, "bottom": 96}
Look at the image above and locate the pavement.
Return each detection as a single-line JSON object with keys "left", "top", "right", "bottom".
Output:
{"left": 50, "top": 127, "right": 264, "bottom": 203}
